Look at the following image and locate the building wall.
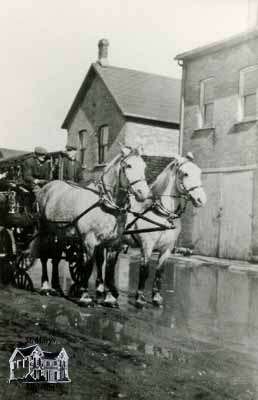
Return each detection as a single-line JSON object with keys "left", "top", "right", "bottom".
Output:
{"left": 66, "top": 72, "right": 179, "bottom": 180}
{"left": 67, "top": 73, "right": 125, "bottom": 178}
{"left": 124, "top": 122, "right": 179, "bottom": 157}
{"left": 181, "top": 36, "right": 258, "bottom": 258}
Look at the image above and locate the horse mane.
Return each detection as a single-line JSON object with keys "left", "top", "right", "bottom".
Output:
{"left": 150, "top": 157, "right": 179, "bottom": 196}
{"left": 103, "top": 153, "right": 122, "bottom": 174}
{"left": 103, "top": 146, "right": 142, "bottom": 174}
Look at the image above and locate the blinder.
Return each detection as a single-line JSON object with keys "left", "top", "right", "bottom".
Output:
{"left": 175, "top": 160, "right": 202, "bottom": 196}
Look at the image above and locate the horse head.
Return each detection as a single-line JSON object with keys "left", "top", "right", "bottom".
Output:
{"left": 118, "top": 145, "right": 150, "bottom": 202}
{"left": 174, "top": 154, "right": 207, "bottom": 208}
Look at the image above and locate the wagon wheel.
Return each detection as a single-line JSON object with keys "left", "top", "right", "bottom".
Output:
{"left": 68, "top": 283, "right": 84, "bottom": 298}
{"left": 16, "top": 252, "right": 36, "bottom": 271}
{"left": 12, "top": 269, "right": 34, "bottom": 291}
{"left": 0, "top": 228, "right": 15, "bottom": 285}
{"left": 69, "top": 259, "right": 86, "bottom": 285}
{"left": 66, "top": 242, "right": 86, "bottom": 285}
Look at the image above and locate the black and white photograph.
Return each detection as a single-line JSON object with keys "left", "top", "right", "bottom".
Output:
{"left": 0, "top": 0, "right": 258, "bottom": 398}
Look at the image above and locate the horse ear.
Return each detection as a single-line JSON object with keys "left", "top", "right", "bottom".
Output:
{"left": 120, "top": 146, "right": 131, "bottom": 157}
{"left": 186, "top": 152, "right": 194, "bottom": 161}
{"left": 135, "top": 145, "right": 144, "bottom": 156}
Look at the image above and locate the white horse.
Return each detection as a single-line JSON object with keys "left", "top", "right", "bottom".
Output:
{"left": 33, "top": 146, "right": 150, "bottom": 305}
{"left": 95, "top": 154, "right": 207, "bottom": 307}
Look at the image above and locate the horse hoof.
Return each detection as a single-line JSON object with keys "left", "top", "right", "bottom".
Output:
{"left": 40, "top": 288, "right": 51, "bottom": 296}
{"left": 49, "top": 287, "right": 63, "bottom": 297}
{"left": 135, "top": 293, "right": 147, "bottom": 309}
{"left": 103, "top": 293, "right": 119, "bottom": 308}
{"left": 96, "top": 283, "right": 105, "bottom": 297}
{"left": 79, "top": 293, "right": 94, "bottom": 307}
{"left": 152, "top": 292, "right": 163, "bottom": 307}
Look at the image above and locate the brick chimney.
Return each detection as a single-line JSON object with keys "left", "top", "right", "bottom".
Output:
{"left": 98, "top": 39, "right": 109, "bottom": 66}
{"left": 248, "top": 0, "right": 258, "bottom": 29}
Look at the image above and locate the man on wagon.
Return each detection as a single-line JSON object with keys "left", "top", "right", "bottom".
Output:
{"left": 62, "top": 144, "right": 83, "bottom": 183}
{"left": 23, "top": 146, "right": 51, "bottom": 193}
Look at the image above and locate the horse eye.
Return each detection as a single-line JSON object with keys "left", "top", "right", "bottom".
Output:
{"left": 126, "top": 164, "right": 132, "bottom": 169}
{"left": 184, "top": 173, "right": 189, "bottom": 177}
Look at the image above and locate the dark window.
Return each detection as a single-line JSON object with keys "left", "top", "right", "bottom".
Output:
{"left": 201, "top": 78, "right": 214, "bottom": 127}
{"left": 241, "top": 67, "right": 258, "bottom": 119}
{"left": 78, "top": 130, "right": 87, "bottom": 165}
{"left": 98, "top": 125, "right": 109, "bottom": 164}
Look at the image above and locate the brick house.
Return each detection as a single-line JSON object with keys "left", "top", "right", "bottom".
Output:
{"left": 175, "top": 29, "right": 258, "bottom": 261}
{"left": 9, "top": 344, "right": 70, "bottom": 383}
{"left": 61, "top": 39, "right": 181, "bottom": 183}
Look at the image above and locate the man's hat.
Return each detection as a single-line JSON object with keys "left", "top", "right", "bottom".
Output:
{"left": 34, "top": 146, "right": 48, "bottom": 155}
{"left": 66, "top": 144, "right": 77, "bottom": 151}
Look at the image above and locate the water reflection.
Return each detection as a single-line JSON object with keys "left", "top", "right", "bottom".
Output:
{"left": 28, "top": 255, "right": 258, "bottom": 361}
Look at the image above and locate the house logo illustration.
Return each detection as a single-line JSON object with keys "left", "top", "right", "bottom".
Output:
{"left": 9, "top": 344, "right": 71, "bottom": 384}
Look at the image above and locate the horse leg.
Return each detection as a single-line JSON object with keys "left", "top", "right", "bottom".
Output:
{"left": 152, "top": 248, "right": 170, "bottom": 307}
{"left": 95, "top": 245, "right": 105, "bottom": 297}
{"left": 104, "top": 249, "right": 120, "bottom": 307}
{"left": 135, "top": 254, "right": 150, "bottom": 308}
{"left": 40, "top": 257, "right": 51, "bottom": 294}
{"left": 51, "top": 257, "right": 62, "bottom": 295}
{"left": 79, "top": 233, "right": 96, "bottom": 306}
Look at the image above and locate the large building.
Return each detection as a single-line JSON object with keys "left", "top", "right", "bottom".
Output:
{"left": 175, "top": 29, "right": 258, "bottom": 261}
{"left": 61, "top": 39, "right": 181, "bottom": 182}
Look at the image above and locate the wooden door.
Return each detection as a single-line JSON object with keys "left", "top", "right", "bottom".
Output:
{"left": 219, "top": 170, "right": 253, "bottom": 260}
{"left": 191, "top": 173, "right": 221, "bottom": 256}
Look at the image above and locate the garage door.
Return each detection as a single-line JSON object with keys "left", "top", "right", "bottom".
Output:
{"left": 191, "top": 169, "right": 253, "bottom": 260}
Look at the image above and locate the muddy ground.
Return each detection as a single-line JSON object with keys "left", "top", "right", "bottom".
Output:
{"left": 0, "top": 254, "right": 258, "bottom": 399}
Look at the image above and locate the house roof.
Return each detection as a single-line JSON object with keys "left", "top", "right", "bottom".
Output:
{"left": 143, "top": 156, "right": 173, "bottom": 184}
{"left": 0, "top": 148, "right": 28, "bottom": 160}
{"left": 61, "top": 63, "right": 181, "bottom": 129}
{"left": 11, "top": 345, "right": 61, "bottom": 360}
{"left": 175, "top": 29, "right": 258, "bottom": 61}
{"left": 43, "top": 351, "right": 60, "bottom": 360}
{"left": 16, "top": 345, "right": 38, "bottom": 357}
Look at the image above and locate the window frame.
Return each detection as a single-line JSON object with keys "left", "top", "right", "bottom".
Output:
{"left": 239, "top": 65, "right": 258, "bottom": 121}
{"left": 98, "top": 125, "right": 109, "bottom": 164}
{"left": 200, "top": 77, "right": 215, "bottom": 128}
{"left": 78, "top": 130, "right": 87, "bottom": 167}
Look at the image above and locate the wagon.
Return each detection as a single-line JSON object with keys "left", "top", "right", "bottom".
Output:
{"left": 0, "top": 151, "right": 86, "bottom": 293}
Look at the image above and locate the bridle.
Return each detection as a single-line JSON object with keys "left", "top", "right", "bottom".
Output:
{"left": 151, "top": 159, "right": 203, "bottom": 221}
{"left": 98, "top": 151, "right": 147, "bottom": 207}
{"left": 175, "top": 160, "right": 203, "bottom": 197}
{"left": 124, "top": 158, "right": 204, "bottom": 235}
{"left": 119, "top": 156, "right": 147, "bottom": 197}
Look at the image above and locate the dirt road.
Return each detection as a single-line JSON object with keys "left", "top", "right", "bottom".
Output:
{"left": 0, "top": 255, "right": 258, "bottom": 399}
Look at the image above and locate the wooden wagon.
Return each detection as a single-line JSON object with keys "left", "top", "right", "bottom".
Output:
{"left": 0, "top": 151, "right": 86, "bottom": 292}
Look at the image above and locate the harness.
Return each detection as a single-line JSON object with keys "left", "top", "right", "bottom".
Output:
{"left": 40, "top": 151, "right": 148, "bottom": 237}
{"left": 123, "top": 159, "right": 201, "bottom": 236}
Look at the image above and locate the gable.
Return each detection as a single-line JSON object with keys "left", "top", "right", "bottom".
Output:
{"left": 62, "top": 64, "right": 181, "bottom": 129}
{"left": 10, "top": 350, "right": 25, "bottom": 362}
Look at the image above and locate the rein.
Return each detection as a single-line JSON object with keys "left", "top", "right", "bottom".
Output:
{"left": 39, "top": 151, "right": 145, "bottom": 234}
{"left": 122, "top": 159, "right": 198, "bottom": 236}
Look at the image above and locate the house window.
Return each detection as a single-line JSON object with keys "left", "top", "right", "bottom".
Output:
{"left": 78, "top": 130, "right": 87, "bottom": 166}
{"left": 240, "top": 65, "right": 258, "bottom": 120}
{"left": 200, "top": 78, "right": 215, "bottom": 127}
{"left": 98, "top": 125, "right": 109, "bottom": 164}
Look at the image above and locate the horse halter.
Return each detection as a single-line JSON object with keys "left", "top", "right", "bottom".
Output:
{"left": 175, "top": 160, "right": 203, "bottom": 197}
{"left": 98, "top": 151, "right": 147, "bottom": 207}
{"left": 119, "top": 155, "right": 147, "bottom": 196}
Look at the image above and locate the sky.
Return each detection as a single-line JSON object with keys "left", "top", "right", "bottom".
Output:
{"left": 0, "top": 0, "right": 250, "bottom": 151}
